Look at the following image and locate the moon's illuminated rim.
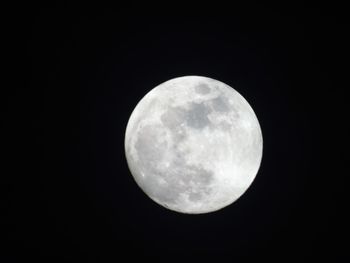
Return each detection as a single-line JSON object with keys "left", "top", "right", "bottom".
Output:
{"left": 125, "top": 76, "right": 263, "bottom": 214}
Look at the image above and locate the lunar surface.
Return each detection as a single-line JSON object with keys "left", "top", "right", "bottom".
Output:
{"left": 124, "top": 76, "right": 263, "bottom": 214}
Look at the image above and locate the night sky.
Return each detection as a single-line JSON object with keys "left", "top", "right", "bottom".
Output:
{"left": 4, "top": 3, "right": 348, "bottom": 262}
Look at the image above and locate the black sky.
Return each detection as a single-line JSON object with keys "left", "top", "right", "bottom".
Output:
{"left": 4, "top": 3, "right": 348, "bottom": 262}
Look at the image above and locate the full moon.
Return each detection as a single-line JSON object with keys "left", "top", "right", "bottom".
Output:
{"left": 124, "top": 76, "right": 263, "bottom": 214}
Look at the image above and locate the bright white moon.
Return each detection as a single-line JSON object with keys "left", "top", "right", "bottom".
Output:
{"left": 124, "top": 76, "right": 263, "bottom": 214}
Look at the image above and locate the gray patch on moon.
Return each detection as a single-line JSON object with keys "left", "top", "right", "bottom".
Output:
{"left": 160, "top": 106, "right": 185, "bottom": 130}
{"left": 174, "top": 127, "right": 187, "bottom": 143}
{"left": 217, "top": 120, "right": 233, "bottom": 131}
{"left": 185, "top": 166, "right": 213, "bottom": 202}
{"left": 185, "top": 102, "right": 212, "bottom": 129}
{"left": 161, "top": 102, "right": 213, "bottom": 130}
{"left": 211, "top": 95, "right": 230, "bottom": 112}
{"left": 160, "top": 107, "right": 188, "bottom": 143}
{"left": 195, "top": 83, "right": 211, "bottom": 94}
{"left": 134, "top": 124, "right": 167, "bottom": 170}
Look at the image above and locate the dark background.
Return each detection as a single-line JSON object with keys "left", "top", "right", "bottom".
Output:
{"left": 4, "top": 3, "right": 348, "bottom": 262}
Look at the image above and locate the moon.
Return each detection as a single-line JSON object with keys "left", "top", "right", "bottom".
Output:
{"left": 124, "top": 76, "right": 263, "bottom": 214}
